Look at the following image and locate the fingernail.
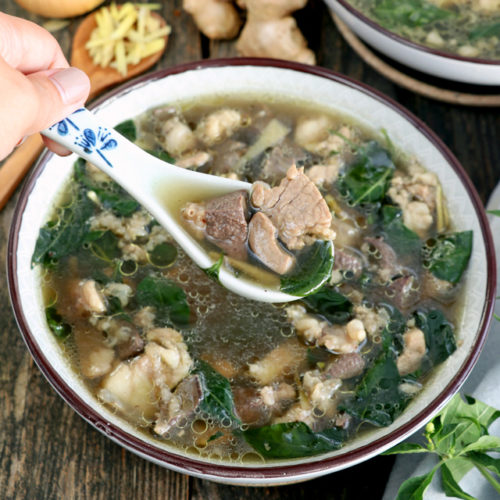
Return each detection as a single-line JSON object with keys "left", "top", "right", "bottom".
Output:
{"left": 49, "top": 67, "right": 90, "bottom": 105}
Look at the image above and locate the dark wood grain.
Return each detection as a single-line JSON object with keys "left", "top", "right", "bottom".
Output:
{"left": 1, "top": 0, "right": 499, "bottom": 499}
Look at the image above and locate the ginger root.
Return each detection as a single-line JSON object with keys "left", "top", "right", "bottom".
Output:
{"left": 183, "top": 0, "right": 242, "bottom": 40}
{"left": 183, "top": 0, "right": 315, "bottom": 65}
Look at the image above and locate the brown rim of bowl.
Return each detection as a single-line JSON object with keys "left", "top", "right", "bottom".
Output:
{"left": 7, "top": 58, "right": 497, "bottom": 481}
{"left": 333, "top": 0, "right": 500, "bottom": 67}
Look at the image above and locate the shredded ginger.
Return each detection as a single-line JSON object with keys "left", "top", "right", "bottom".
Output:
{"left": 86, "top": 2, "right": 171, "bottom": 76}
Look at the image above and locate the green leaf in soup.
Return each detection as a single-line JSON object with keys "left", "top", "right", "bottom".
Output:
{"left": 45, "top": 306, "right": 71, "bottom": 339}
{"left": 204, "top": 254, "right": 224, "bottom": 281}
{"left": 88, "top": 230, "right": 121, "bottom": 262}
{"left": 374, "top": 0, "right": 453, "bottom": 29}
{"left": 147, "top": 148, "right": 175, "bottom": 164}
{"left": 414, "top": 309, "right": 456, "bottom": 366}
{"left": 301, "top": 286, "right": 352, "bottom": 324}
{"left": 280, "top": 240, "right": 334, "bottom": 296}
{"left": 32, "top": 183, "right": 95, "bottom": 267}
{"left": 74, "top": 158, "right": 140, "bottom": 217}
{"left": 381, "top": 205, "right": 421, "bottom": 256}
{"left": 440, "top": 462, "right": 476, "bottom": 500}
{"left": 192, "top": 360, "right": 241, "bottom": 426}
{"left": 469, "top": 22, "right": 500, "bottom": 41}
{"left": 394, "top": 468, "right": 438, "bottom": 500}
{"left": 136, "top": 275, "right": 190, "bottom": 326}
{"left": 425, "top": 231, "right": 473, "bottom": 284}
{"left": 336, "top": 140, "right": 395, "bottom": 207}
{"left": 114, "top": 119, "right": 137, "bottom": 142}
{"left": 341, "top": 353, "right": 410, "bottom": 426}
{"left": 148, "top": 242, "right": 177, "bottom": 268}
{"left": 241, "top": 422, "right": 346, "bottom": 459}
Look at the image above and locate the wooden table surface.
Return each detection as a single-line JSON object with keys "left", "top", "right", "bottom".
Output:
{"left": 1, "top": 1, "right": 499, "bottom": 498}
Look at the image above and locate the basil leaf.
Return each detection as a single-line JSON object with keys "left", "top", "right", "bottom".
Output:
{"left": 442, "top": 457, "right": 475, "bottom": 485}
{"left": 302, "top": 286, "right": 352, "bottom": 324}
{"left": 381, "top": 205, "right": 421, "bottom": 256}
{"left": 469, "top": 22, "right": 500, "bottom": 41}
{"left": 425, "top": 231, "right": 473, "bottom": 284}
{"left": 136, "top": 275, "right": 190, "bottom": 326}
{"left": 461, "top": 435, "right": 500, "bottom": 454}
{"left": 114, "top": 119, "right": 136, "bottom": 141}
{"left": 468, "top": 451, "right": 500, "bottom": 476}
{"left": 148, "top": 242, "right": 177, "bottom": 268}
{"left": 337, "top": 141, "right": 395, "bottom": 206}
{"left": 242, "top": 422, "right": 346, "bottom": 459}
{"left": 204, "top": 254, "right": 224, "bottom": 281}
{"left": 88, "top": 230, "right": 121, "bottom": 262}
{"left": 342, "top": 353, "right": 410, "bottom": 426}
{"left": 74, "top": 159, "right": 140, "bottom": 217}
{"left": 45, "top": 306, "right": 71, "bottom": 339}
{"left": 193, "top": 360, "right": 240, "bottom": 426}
{"left": 415, "top": 309, "right": 456, "bottom": 366}
{"left": 441, "top": 462, "right": 476, "bottom": 500}
{"left": 280, "top": 240, "right": 334, "bottom": 296}
{"left": 395, "top": 469, "right": 438, "bottom": 500}
{"left": 147, "top": 148, "right": 175, "bottom": 164}
{"left": 374, "top": 0, "right": 453, "bottom": 28}
{"left": 382, "top": 443, "right": 430, "bottom": 455}
{"left": 32, "top": 183, "right": 95, "bottom": 267}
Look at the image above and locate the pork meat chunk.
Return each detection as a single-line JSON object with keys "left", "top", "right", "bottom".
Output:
{"left": 205, "top": 190, "right": 249, "bottom": 260}
{"left": 248, "top": 212, "right": 295, "bottom": 274}
{"left": 251, "top": 165, "right": 334, "bottom": 250}
{"left": 325, "top": 352, "right": 365, "bottom": 379}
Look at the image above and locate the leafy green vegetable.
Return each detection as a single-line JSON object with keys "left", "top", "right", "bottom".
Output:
{"left": 337, "top": 140, "right": 395, "bottom": 207}
{"left": 88, "top": 230, "right": 121, "bottom": 262}
{"left": 204, "top": 254, "right": 224, "bottom": 281}
{"left": 148, "top": 242, "right": 177, "bottom": 268}
{"left": 74, "top": 159, "right": 140, "bottom": 217}
{"left": 136, "top": 275, "right": 190, "bottom": 326}
{"left": 242, "top": 422, "right": 346, "bottom": 459}
{"left": 280, "top": 240, "right": 334, "bottom": 296}
{"left": 415, "top": 309, "right": 456, "bottom": 365}
{"left": 302, "top": 286, "right": 352, "bottom": 324}
{"left": 374, "top": 0, "right": 453, "bottom": 28}
{"left": 114, "top": 119, "right": 137, "bottom": 141}
{"left": 192, "top": 360, "right": 240, "bottom": 426}
{"left": 45, "top": 306, "right": 71, "bottom": 339}
{"left": 425, "top": 231, "right": 473, "bottom": 284}
{"left": 32, "top": 183, "right": 95, "bottom": 267}
{"left": 383, "top": 394, "right": 500, "bottom": 499}
{"left": 340, "top": 306, "right": 410, "bottom": 426}
{"left": 469, "top": 22, "right": 500, "bottom": 41}
{"left": 381, "top": 205, "right": 421, "bottom": 256}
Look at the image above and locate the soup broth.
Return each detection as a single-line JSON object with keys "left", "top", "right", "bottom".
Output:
{"left": 349, "top": 0, "right": 500, "bottom": 60}
{"left": 33, "top": 96, "right": 472, "bottom": 462}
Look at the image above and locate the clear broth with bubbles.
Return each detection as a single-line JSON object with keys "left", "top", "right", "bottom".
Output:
{"left": 34, "top": 95, "right": 471, "bottom": 462}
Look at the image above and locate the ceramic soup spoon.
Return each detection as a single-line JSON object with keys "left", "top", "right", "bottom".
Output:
{"left": 42, "top": 108, "right": 333, "bottom": 302}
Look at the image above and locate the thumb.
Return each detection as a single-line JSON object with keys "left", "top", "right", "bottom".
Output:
{"left": 24, "top": 67, "right": 90, "bottom": 135}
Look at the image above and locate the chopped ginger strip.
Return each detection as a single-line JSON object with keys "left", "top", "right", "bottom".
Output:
{"left": 86, "top": 2, "right": 171, "bottom": 77}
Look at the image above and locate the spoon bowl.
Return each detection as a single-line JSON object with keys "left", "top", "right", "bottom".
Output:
{"left": 41, "top": 107, "right": 304, "bottom": 302}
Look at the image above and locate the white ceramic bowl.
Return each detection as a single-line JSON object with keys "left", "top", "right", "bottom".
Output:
{"left": 325, "top": 0, "right": 500, "bottom": 86}
{"left": 7, "top": 59, "right": 497, "bottom": 485}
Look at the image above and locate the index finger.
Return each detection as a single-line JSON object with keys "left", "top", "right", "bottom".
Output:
{"left": 0, "top": 12, "right": 68, "bottom": 73}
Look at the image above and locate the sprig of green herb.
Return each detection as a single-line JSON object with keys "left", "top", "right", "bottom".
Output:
{"left": 383, "top": 394, "right": 500, "bottom": 499}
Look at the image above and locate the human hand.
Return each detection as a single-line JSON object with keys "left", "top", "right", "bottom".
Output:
{"left": 0, "top": 12, "right": 90, "bottom": 160}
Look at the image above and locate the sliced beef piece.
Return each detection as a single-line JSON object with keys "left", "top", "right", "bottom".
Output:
{"left": 154, "top": 375, "right": 203, "bottom": 436}
{"left": 386, "top": 274, "right": 420, "bottom": 312}
{"left": 260, "top": 139, "right": 313, "bottom": 184}
{"left": 251, "top": 165, "right": 334, "bottom": 250}
{"left": 334, "top": 248, "right": 364, "bottom": 278}
{"left": 248, "top": 212, "right": 295, "bottom": 275}
{"left": 211, "top": 140, "right": 247, "bottom": 175}
{"left": 204, "top": 190, "right": 249, "bottom": 260}
{"left": 325, "top": 352, "right": 365, "bottom": 379}
{"left": 233, "top": 386, "right": 272, "bottom": 427}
